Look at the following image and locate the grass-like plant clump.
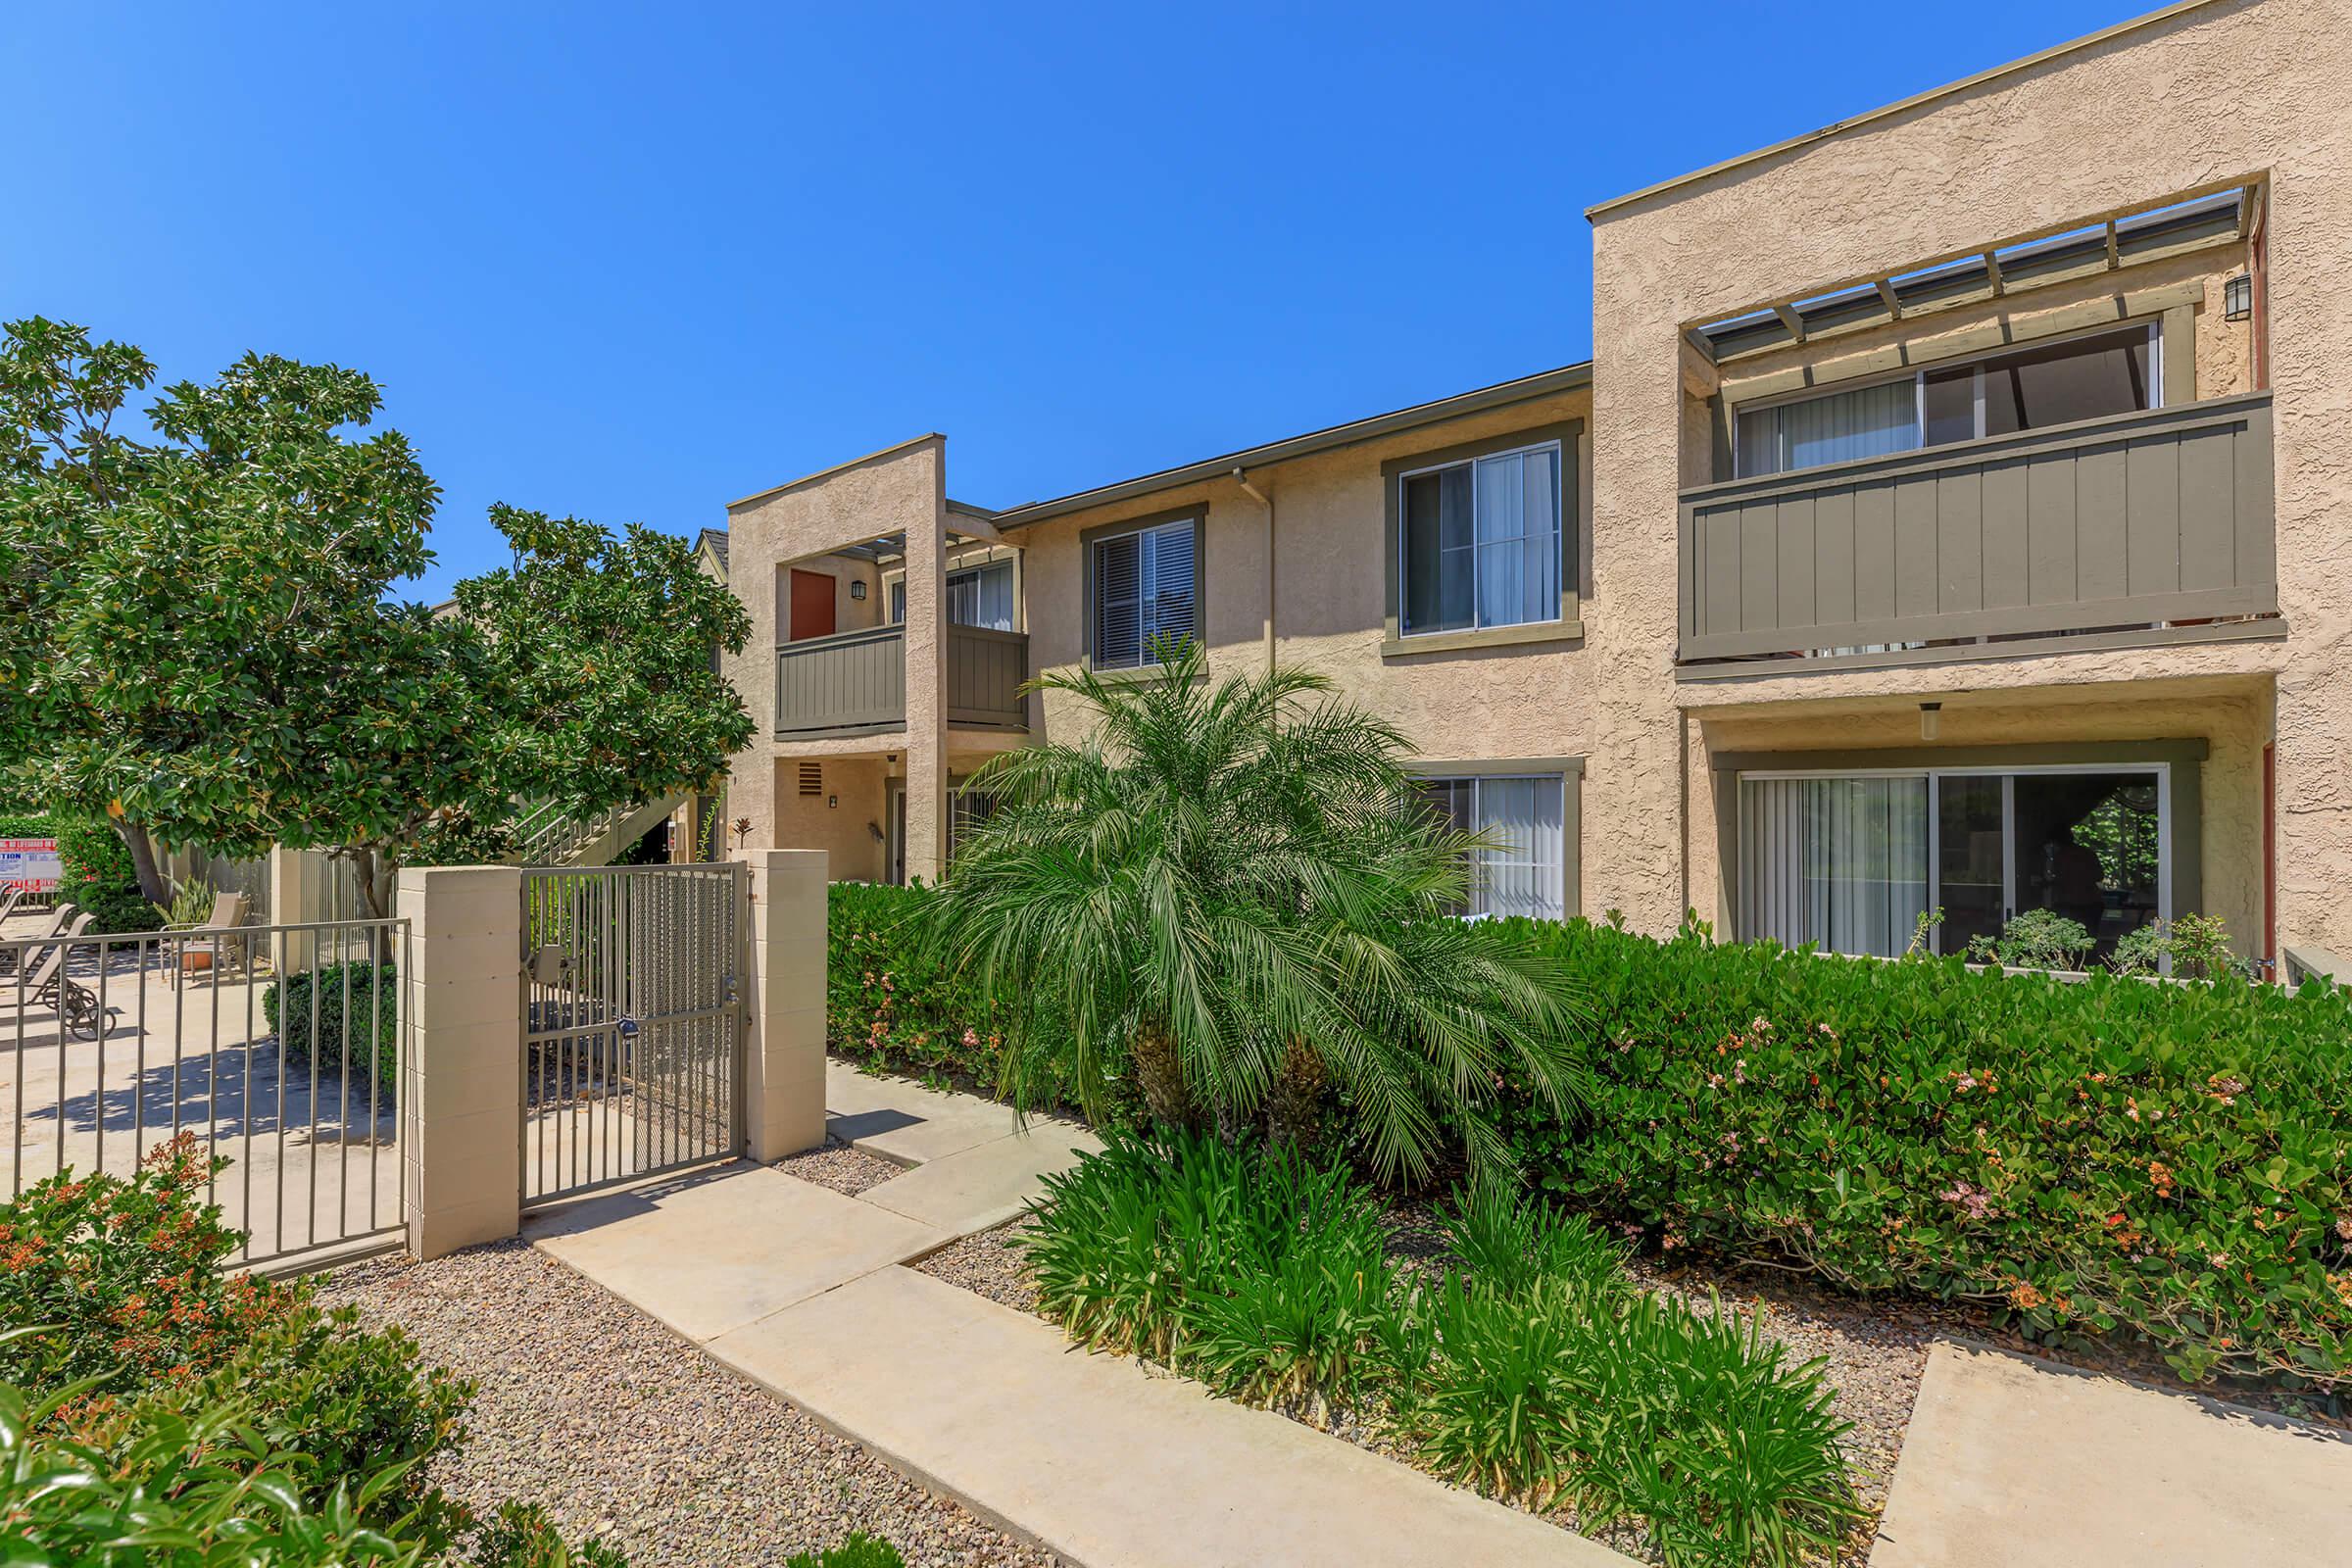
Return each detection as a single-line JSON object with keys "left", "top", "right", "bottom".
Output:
{"left": 1022, "top": 1135, "right": 1860, "bottom": 1567}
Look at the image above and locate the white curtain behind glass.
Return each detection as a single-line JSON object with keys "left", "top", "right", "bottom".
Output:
{"left": 1740, "top": 776, "right": 1927, "bottom": 957}
{"left": 1474, "top": 776, "right": 1564, "bottom": 920}
{"left": 1472, "top": 447, "right": 1560, "bottom": 629}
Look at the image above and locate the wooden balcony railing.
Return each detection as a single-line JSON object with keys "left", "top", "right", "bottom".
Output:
{"left": 1677, "top": 393, "right": 2276, "bottom": 669}
{"left": 774, "top": 624, "right": 1029, "bottom": 736}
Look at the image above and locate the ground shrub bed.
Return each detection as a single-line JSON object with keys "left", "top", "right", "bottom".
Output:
{"left": 0, "top": 1134, "right": 701, "bottom": 1565}
{"left": 1494, "top": 916, "right": 2352, "bottom": 1391}
{"left": 1024, "top": 1132, "right": 1861, "bottom": 1567}
{"left": 828, "top": 881, "right": 1100, "bottom": 1111}
{"left": 264, "top": 957, "right": 402, "bottom": 1098}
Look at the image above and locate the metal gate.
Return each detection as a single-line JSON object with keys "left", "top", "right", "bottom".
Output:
{"left": 519, "top": 863, "right": 745, "bottom": 1206}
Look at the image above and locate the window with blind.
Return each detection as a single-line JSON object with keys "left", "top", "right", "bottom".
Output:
{"left": 1420, "top": 775, "right": 1566, "bottom": 920}
{"left": 1093, "top": 517, "right": 1198, "bottom": 669}
{"left": 1734, "top": 323, "right": 2159, "bottom": 479}
{"left": 1398, "top": 442, "right": 1562, "bottom": 638}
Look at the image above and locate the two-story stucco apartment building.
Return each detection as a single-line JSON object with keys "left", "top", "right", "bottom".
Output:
{"left": 706, "top": 0, "right": 2352, "bottom": 972}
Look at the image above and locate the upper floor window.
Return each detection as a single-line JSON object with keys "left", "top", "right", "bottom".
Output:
{"left": 887, "top": 559, "right": 1016, "bottom": 631}
{"left": 1398, "top": 441, "right": 1562, "bottom": 638}
{"left": 1735, "top": 323, "right": 2158, "bottom": 479}
{"left": 1093, "top": 516, "right": 1197, "bottom": 669}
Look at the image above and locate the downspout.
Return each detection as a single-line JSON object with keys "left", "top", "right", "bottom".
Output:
{"left": 1234, "top": 466, "right": 1274, "bottom": 670}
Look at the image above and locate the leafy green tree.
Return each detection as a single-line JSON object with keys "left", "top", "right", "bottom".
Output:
{"left": 931, "top": 639, "right": 1585, "bottom": 1181}
{"left": 0, "top": 318, "right": 752, "bottom": 916}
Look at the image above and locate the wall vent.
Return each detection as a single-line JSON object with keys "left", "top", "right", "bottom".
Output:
{"left": 798, "top": 761, "right": 823, "bottom": 797}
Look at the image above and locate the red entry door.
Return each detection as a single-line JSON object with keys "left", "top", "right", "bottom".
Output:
{"left": 789, "top": 568, "right": 837, "bottom": 641}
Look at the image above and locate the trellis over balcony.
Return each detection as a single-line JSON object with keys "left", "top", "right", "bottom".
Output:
{"left": 773, "top": 623, "right": 1030, "bottom": 737}
{"left": 1675, "top": 393, "right": 2278, "bottom": 677}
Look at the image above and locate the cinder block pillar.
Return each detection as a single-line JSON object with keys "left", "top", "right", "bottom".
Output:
{"left": 398, "top": 863, "right": 522, "bottom": 1259}
{"left": 743, "top": 849, "right": 828, "bottom": 1161}
{"left": 269, "top": 845, "right": 325, "bottom": 970}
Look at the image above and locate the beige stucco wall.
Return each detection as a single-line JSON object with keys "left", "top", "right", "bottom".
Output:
{"left": 1014, "top": 389, "right": 1597, "bottom": 772}
{"left": 768, "top": 756, "right": 890, "bottom": 883}
{"left": 1590, "top": 0, "right": 2352, "bottom": 952}
{"left": 718, "top": 436, "right": 950, "bottom": 877}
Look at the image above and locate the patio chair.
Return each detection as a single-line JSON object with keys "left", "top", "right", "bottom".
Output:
{"left": 167, "top": 891, "right": 251, "bottom": 987}
{"left": 0, "top": 886, "right": 24, "bottom": 925}
{"left": 0, "top": 902, "right": 76, "bottom": 978}
{"left": 12, "top": 911, "right": 103, "bottom": 1041}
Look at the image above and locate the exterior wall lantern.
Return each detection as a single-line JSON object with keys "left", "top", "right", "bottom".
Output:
{"left": 1919, "top": 701, "right": 1942, "bottom": 742}
{"left": 2224, "top": 273, "right": 2253, "bottom": 322}
{"left": 850, "top": 579, "right": 867, "bottom": 600}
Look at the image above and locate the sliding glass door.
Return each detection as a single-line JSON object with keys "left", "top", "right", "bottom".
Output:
{"left": 1740, "top": 765, "right": 2170, "bottom": 963}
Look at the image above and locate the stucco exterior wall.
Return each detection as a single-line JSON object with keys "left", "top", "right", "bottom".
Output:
{"left": 718, "top": 437, "right": 949, "bottom": 874}
{"left": 768, "top": 755, "right": 891, "bottom": 883}
{"left": 1014, "top": 389, "right": 1597, "bottom": 770}
{"left": 1589, "top": 0, "right": 2352, "bottom": 951}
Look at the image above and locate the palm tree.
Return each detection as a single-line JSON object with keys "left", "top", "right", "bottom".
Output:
{"left": 931, "top": 637, "right": 1586, "bottom": 1183}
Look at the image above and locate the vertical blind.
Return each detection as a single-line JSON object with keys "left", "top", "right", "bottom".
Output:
{"left": 1739, "top": 776, "right": 1929, "bottom": 958}
{"left": 1401, "top": 444, "right": 1561, "bottom": 636}
{"left": 1095, "top": 519, "right": 1197, "bottom": 668}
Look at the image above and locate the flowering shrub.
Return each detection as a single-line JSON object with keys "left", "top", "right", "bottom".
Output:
{"left": 0, "top": 1135, "right": 470, "bottom": 1545}
{"left": 828, "top": 882, "right": 1102, "bottom": 1110}
{"left": 1496, "top": 916, "right": 2352, "bottom": 1390}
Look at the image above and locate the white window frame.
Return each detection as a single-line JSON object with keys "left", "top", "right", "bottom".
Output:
{"left": 1735, "top": 761, "right": 2173, "bottom": 957}
{"left": 1395, "top": 438, "right": 1565, "bottom": 640}
{"left": 1091, "top": 516, "right": 1198, "bottom": 670}
{"left": 1421, "top": 772, "right": 1567, "bottom": 921}
{"left": 1731, "top": 319, "right": 2164, "bottom": 479}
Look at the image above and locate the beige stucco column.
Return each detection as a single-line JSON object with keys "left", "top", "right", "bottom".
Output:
{"left": 268, "top": 845, "right": 326, "bottom": 969}
{"left": 902, "top": 449, "right": 951, "bottom": 884}
{"left": 397, "top": 863, "right": 522, "bottom": 1260}
{"left": 743, "top": 848, "right": 827, "bottom": 1160}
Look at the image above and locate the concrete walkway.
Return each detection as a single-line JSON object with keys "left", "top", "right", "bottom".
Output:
{"left": 1870, "top": 1340, "right": 2352, "bottom": 1566}
{"left": 527, "top": 1058, "right": 1629, "bottom": 1568}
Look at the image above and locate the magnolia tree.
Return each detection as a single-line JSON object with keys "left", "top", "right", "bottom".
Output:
{"left": 0, "top": 318, "right": 751, "bottom": 917}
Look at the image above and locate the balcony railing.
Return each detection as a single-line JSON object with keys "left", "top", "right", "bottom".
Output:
{"left": 1677, "top": 393, "right": 2276, "bottom": 669}
{"left": 774, "top": 624, "right": 1029, "bottom": 736}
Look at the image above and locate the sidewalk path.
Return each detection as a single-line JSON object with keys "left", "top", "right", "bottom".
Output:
{"left": 527, "top": 1058, "right": 1629, "bottom": 1568}
{"left": 1870, "top": 1340, "right": 2352, "bottom": 1566}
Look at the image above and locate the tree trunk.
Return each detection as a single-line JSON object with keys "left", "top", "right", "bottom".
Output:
{"left": 114, "top": 818, "right": 171, "bottom": 906}
{"left": 1131, "top": 1022, "right": 1195, "bottom": 1130}
{"left": 1267, "top": 1035, "right": 1329, "bottom": 1152}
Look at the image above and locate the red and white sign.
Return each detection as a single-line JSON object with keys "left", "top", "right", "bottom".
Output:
{"left": 0, "top": 837, "right": 62, "bottom": 893}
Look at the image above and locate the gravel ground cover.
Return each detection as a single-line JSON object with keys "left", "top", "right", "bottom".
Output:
{"left": 776, "top": 1136, "right": 906, "bottom": 1197}
{"left": 320, "top": 1241, "right": 1058, "bottom": 1568}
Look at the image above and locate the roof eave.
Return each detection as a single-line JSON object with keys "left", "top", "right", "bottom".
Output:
{"left": 988, "top": 362, "right": 1592, "bottom": 531}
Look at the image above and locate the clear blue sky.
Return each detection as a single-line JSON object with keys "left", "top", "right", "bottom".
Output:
{"left": 6, "top": 1, "right": 2148, "bottom": 602}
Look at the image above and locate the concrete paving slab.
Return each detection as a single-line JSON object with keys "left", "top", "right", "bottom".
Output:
{"left": 1870, "top": 1340, "right": 2352, "bottom": 1567}
{"left": 856, "top": 1117, "right": 1102, "bottom": 1234}
{"left": 824, "top": 1058, "right": 1018, "bottom": 1164}
{"left": 525, "top": 1161, "right": 950, "bottom": 1342}
{"left": 709, "top": 1264, "right": 1631, "bottom": 1568}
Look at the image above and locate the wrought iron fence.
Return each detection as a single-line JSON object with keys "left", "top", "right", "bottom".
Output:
{"left": 0, "top": 914, "right": 409, "bottom": 1271}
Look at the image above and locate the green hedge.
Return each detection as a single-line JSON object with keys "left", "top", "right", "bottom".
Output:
{"left": 55, "top": 816, "right": 163, "bottom": 932}
{"left": 1494, "top": 916, "right": 2352, "bottom": 1390}
{"left": 829, "top": 881, "right": 1104, "bottom": 1111}
{"left": 264, "top": 959, "right": 400, "bottom": 1102}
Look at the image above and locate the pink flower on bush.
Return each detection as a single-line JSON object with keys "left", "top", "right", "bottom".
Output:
{"left": 961, "top": 1027, "right": 979, "bottom": 1049}
{"left": 1940, "top": 1182, "right": 1994, "bottom": 1220}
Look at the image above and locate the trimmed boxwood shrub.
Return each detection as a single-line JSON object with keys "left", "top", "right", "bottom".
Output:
{"left": 264, "top": 958, "right": 401, "bottom": 1102}
{"left": 1494, "top": 915, "right": 2352, "bottom": 1390}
